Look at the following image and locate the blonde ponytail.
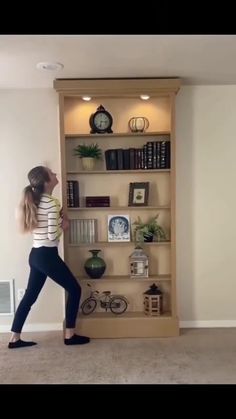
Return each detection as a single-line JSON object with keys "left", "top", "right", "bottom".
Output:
{"left": 17, "top": 166, "right": 50, "bottom": 233}
{"left": 18, "top": 186, "right": 38, "bottom": 232}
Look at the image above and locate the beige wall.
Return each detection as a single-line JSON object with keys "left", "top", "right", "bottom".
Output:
{"left": 1, "top": 85, "right": 236, "bottom": 331}
{"left": 0, "top": 89, "right": 64, "bottom": 331}
{"left": 176, "top": 86, "right": 236, "bottom": 325}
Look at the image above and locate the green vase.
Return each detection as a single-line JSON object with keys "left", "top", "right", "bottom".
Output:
{"left": 84, "top": 249, "right": 106, "bottom": 279}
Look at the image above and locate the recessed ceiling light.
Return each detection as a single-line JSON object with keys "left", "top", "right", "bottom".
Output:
{"left": 82, "top": 96, "right": 92, "bottom": 101}
{"left": 36, "top": 62, "right": 64, "bottom": 71}
{"left": 140, "top": 94, "right": 150, "bottom": 100}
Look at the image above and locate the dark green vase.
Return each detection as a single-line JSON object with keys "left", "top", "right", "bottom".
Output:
{"left": 84, "top": 249, "right": 106, "bottom": 279}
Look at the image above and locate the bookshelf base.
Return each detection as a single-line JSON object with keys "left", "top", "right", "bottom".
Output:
{"left": 74, "top": 313, "right": 179, "bottom": 338}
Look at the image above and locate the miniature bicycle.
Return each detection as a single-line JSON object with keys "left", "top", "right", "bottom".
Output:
{"left": 81, "top": 283, "right": 128, "bottom": 315}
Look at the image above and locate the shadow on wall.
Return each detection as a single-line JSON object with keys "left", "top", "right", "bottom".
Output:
{"left": 176, "top": 87, "right": 195, "bottom": 323}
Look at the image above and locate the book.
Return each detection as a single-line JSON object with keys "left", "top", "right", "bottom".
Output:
{"left": 67, "top": 180, "right": 79, "bottom": 207}
{"left": 69, "top": 219, "right": 98, "bottom": 244}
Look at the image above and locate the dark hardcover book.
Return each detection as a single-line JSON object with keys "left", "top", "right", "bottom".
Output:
{"left": 134, "top": 148, "right": 142, "bottom": 170}
{"left": 143, "top": 144, "right": 148, "bottom": 169}
{"left": 140, "top": 149, "right": 144, "bottom": 170}
{"left": 137, "top": 148, "right": 142, "bottom": 169}
{"left": 66, "top": 181, "right": 71, "bottom": 207}
{"left": 160, "top": 141, "right": 168, "bottom": 169}
{"left": 156, "top": 141, "right": 161, "bottom": 169}
{"left": 72, "top": 180, "right": 80, "bottom": 207}
{"left": 68, "top": 181, "right": 74, "bottom": 207}
{"left": 86, "top": 196, "right": 110, "bottom": 207}
{"left": 146, "top": 141, "right": 153, "bottom": 169}
{"left": 123, "top": 149, "right": 130, "bottom": 170}
{"left": 152, "top": 141, "right": 157, "bottom": 169}
{"left": 129, "top": 148, "right": 135, "bottom": 170}
{"left": 166, "top": 141, "right": 171, "bottom": 168}
{"left": 105, "top": 150, "right": 111, "bottom": 170}
{"left": 134, "top": 149, "right": 139, "bottom": 170}
{"left": 105, "top": 150, "right": 117, "bottom": 170}
{"left": 116, "top": 148, "right": 124, "bottom": 170}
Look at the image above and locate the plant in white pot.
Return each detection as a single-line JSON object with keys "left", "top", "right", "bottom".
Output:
{"left": 74, "top": 143, "right": 103, "bottom": 170}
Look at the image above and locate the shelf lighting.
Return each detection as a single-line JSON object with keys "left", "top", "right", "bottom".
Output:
{"left": 140, "top": 95, "right": 150, "bottom": 100}
{"left": 82, "top": 96, "right": 92, "bottom": 101}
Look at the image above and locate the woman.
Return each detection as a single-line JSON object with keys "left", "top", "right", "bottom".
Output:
{"left": 8, "top": 166, "right": 90, "bottom": 348}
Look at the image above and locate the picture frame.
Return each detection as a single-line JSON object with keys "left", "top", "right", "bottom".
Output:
{"left": 128, "top": 182, "right": 149, "bottom": 206}
{"left": 108, "top": 215, "right": 130, "bottom": 242}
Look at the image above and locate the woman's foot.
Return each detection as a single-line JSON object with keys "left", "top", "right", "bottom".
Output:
{"left": 64, "top": 334, "right": 90, "bottom": 345}
{"left": 8, "top": 339, "right": 37, "bottom": 349}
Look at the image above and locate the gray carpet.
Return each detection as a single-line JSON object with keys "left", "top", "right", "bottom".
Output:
{"left": 1, "top": 328, "right": 236, "bottom": 384}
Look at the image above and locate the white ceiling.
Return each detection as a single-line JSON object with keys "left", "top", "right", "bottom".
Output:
{"left": 1, "top": 35, "right": 236, "bottom": 88}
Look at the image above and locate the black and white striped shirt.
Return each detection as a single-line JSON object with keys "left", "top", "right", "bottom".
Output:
{"left": 32, "top": 194, "right": 63, "bottom": 248}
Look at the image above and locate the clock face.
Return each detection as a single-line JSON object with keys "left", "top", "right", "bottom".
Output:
{"left": 94, "top": 112, "right": 110, "bottom": 130}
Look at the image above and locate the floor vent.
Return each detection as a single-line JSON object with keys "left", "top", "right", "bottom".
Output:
{"left": 0, "top": 280, "right": 15, "bottom": 315}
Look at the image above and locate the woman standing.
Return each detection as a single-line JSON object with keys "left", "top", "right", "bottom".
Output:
{"left": 8, "top": 166, "right": 89, "bottom": 348}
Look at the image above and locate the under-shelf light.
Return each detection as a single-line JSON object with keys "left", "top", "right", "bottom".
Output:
{"left": 82, "top": 96, "right": 92, "bottom": 101}
{"left": 140, "top": 94, "right": 150, "bottom": 100}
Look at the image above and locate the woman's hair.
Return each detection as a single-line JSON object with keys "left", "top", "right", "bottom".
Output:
{"left": 18, "top": 166, "right": 50, "bottom": 233}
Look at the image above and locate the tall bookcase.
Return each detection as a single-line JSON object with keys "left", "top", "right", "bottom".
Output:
{"left": 54, "top": 78, "right": 181, "bottom": 338}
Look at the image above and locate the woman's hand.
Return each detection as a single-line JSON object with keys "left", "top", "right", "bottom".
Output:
{"left": 60, "top": 207, "right": 69, "bottom": 230}
{"left": 62, "top": 218, "right": 69, "bottom": 231}
{"left": 60, "top": 208, "right": 69, "bottom": 221}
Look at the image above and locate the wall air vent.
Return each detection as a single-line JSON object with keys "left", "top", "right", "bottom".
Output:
{"left": 0, "top": 280, "right": 15, "bottom": 315}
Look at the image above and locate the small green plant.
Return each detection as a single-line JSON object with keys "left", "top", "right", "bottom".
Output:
{"left": 74, "top": 143, "right": 103, "bottom": 159}
{"left": 132, "top": 214, "right": 166, "bottom": 243}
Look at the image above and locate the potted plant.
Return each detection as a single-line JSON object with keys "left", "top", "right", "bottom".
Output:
{"left": 132, "top": 214, "right": 166, "bottom": 243}
{"left": 74, "top": 143, "right": 103, "bottom": 170}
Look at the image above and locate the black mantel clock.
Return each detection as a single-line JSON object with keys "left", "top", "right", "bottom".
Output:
{"left": 89, "top": 105, "right": 113, "bottom": 134}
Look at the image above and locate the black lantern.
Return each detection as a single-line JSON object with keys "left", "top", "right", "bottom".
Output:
{"left": 143, "top": 283, "right": 163, "bottom": 316}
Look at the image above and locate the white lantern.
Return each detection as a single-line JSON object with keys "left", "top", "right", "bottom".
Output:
{"left": 129, "top": 246, "right": 149, "bottom": 278}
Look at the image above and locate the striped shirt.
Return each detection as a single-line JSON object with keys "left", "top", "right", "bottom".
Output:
{"left": 32, "top": 194, "right": 63, "bottom": 248}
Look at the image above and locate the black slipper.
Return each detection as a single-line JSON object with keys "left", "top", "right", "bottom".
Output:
{"left": 64, "top": 334, "right": 90, "bottom": 345}
{"left": 8, "top": 339, "right": 37, "bottom": 349}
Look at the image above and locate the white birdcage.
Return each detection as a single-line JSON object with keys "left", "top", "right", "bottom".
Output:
{"left": 129, "top": 246, "right": 149, "bottom": 278}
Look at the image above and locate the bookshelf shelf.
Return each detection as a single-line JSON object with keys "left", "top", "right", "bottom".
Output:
{"left": 68, "top": 241, "right": 171, "bottom": 247}
{"left": 78, "top": 274, "right": 171, "bottom": 282}
{"left": 77, "top": 311, "right": 176, "bottom": 338}
{"left": 68, "top": 205, "right": 171, "bottom": 211}
{"left": 67, "top": 169, "right": 170, "bottom": 174}
{"left": 54, "top": 77, "right": 180, "bottom": 338}
{"left": 80, "top": 311, "right": 172, "bottom": 319}
{"left": 65, "top": 131, "right": 171, "bottom": 139}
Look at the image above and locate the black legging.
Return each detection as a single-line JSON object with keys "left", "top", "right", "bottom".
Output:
{"left": 11, "top": 246, "right": 81, "bottom": 333}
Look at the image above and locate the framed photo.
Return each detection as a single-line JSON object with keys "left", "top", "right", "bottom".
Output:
{"left": 108, "top": 215, "right": 130, "bottom": 242}
{"left": 128, "top": 182, "right": 149, "bottom": 206}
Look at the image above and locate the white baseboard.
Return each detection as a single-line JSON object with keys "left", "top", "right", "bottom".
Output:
{"left": 0, "top": 323, "right": 62, "bottom": 333}
{"left": 180, "top": 320, "right": 236, "bottom": 328}
{"left": 1, "top": 320, "right": 236, "bottom": 333}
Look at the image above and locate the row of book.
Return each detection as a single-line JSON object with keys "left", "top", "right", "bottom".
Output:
{"left": 69, "top": 219, "right": 98, "bottom": 244}
{"left": 104, "top": 139, "right": 171, "bottom": 170}
{"left": 67, "top": 183, "right": 111, "bottom": 208}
